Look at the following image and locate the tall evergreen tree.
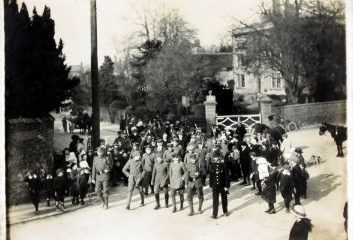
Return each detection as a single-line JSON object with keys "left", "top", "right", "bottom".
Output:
{"left": 4, "top": 1, "right": 78, "bottom": 117}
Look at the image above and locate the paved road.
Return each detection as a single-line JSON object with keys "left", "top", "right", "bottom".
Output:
{"left": 8, "top": 128, "right": 347, "bottom": 240}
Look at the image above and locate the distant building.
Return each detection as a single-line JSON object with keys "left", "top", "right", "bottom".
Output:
{"left": 232, "top": 24, "right": 286, "bottom": 101}
{"left": 69, "top": 63, "right": 89, "bottom": 85}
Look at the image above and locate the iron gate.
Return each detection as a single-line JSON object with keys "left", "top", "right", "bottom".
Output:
{"left": 216, "top": 114, "right": 262, "bottom": 134}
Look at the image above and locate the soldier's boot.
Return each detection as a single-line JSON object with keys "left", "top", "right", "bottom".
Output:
{"left": 98, "top": 194, "right": 105, "bottom": 208}
{"left": 140, "top": 191, "right": 145, "bottom": 206}
{"left": 198, "top": 198, "right": 204, "bottom": 214}
{"left": 34, "top": 203, "right": 39, "bottom": 212}
{"left": 154, "top": 194, "right": 160, "bottom": 210}
{"left": 165, "top": 193, "right": 169, "bottom": 208}
{"left": 55, "top": 202, "right": 60, "bottom": 211}
{"left": 126, "top": 192, "right": 133, "bottom": 210}
{"left": 172, "top": 195, "right": 177, "bottom": 213}
{"left": 180, "top": 195, "right": 184, "bottom": 210}
{"left": 60, "top": 202, "right": 65, "bottom": 212}
{"left": 104, "top": 197, "right": 109, "bottom": 210}
{"left": 47, "top": 199, "right": 50, "bottom": 207}
{"left": 188, "top": 199, "right": 194, "bottom": 216}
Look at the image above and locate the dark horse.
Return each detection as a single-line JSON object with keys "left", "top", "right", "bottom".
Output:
{"left": 252, "top": 123, "right": 287, "bottom": 148}
{"left": 319, "top": 122, "right": 347, "bottom": 157}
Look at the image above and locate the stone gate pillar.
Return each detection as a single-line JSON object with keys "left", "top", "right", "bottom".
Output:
{"left": 204, "top": 92, "right": 217, "bottom": 135}
{"left": 259, "top": 95, "right": 273, "bottom": 126}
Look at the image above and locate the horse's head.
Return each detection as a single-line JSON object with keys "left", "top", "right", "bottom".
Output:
{"left": 319, "top": 122, "right": 327, "bottom": 135}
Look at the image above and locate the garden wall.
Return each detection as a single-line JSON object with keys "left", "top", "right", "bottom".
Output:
{"left": 6, "top": 116, "right": 54, "bottom": 205}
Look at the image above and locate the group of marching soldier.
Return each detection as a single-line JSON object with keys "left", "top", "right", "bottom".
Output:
{"left": 24, "top": 117, "right": 310, "bottom": 222}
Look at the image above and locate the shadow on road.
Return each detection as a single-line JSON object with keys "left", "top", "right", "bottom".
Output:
{"left": 306, "top": 173, "right": 341, "bottom": 203}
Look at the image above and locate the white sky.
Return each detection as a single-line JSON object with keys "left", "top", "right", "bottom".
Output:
{"left": 18, "top": 0, "right": 269, "bottom": 66}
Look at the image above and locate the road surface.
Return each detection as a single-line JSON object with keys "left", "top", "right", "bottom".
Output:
{"left": 8, "top": 128, "right": 347, "bottom": 240}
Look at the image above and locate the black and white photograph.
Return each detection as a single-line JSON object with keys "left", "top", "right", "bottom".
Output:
{"left": 2, "top": 0, "right": 352, "bottom": 239}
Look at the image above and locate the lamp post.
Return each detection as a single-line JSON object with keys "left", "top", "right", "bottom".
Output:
{"left": 90, "top": 0, "right": 100, "bottom": 149}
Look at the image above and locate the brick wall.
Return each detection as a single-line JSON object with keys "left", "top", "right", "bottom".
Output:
{"left": 6, "top": 116, "right": 54, "bottom": 205}
{"left": 272, "top": 100, "right": 346, "bottom": 125}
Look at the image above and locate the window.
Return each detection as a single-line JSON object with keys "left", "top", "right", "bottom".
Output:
{"left": 237, "top": 74, "right": 245, "bottom": 88}
{"left": 271, "top": 73, "right": 282, "bottom": 89}
{"left": 237, "top": 54, "right": 245, "bottom": 67}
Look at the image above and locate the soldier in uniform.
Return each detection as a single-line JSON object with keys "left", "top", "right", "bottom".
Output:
{"left": 154, "top": 139, "right": 165, "bottom": 161}
{"left": 151, "top": 155, "right": 169, "bottom": 209}
{"left": 141, "top": 145, "right": 155, "bottom": 195}
{"left": 185, "top": 152, "right": 204, "bottom": 216}
{"left": 91, "top": 146, "right": 113, "bottom": 209}
{"left": 24, "top": 170, "right": 41, "bottom": 212}
{"left": 123, "top": 142, "right": 144, "bottom": 209}
{"left": 169, "top": 155, "right": 187, "bottom": 212}
{"left": 196, "top": 141, "right": 209, "bottom": 186}
{"left": 184, "top": 144, "right": 197, "bottom": 165}
{"left": 171, "top": 138, "right": 183, "bottom": 158}
{"left": 209, "top": 145, "right": 230, "bottom": 219}
{"left": 163, "top": 143, "right": 174, "bottom": 166}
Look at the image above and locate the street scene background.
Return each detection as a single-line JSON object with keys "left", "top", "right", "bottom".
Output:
{"left": 8, "top": 117, "right": 347, "bottom": 240}
{"left": 4, "top": 0, "right": 348, "bottom": 239}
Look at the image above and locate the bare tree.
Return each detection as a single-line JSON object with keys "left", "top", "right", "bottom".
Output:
{"left": 240, "top": 0, "right": 345, "bottom": 103}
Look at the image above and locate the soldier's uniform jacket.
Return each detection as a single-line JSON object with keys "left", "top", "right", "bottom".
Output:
{"left": 169, "top": 162, "right": 187, "bottom": 189}
{"left": 209, "top": 158, "right": 230, "bottom": 189}
{"left": 129, "top": 150, "right": 141, "bottom": 160}
{"left": 185, "top": 160, "right": 203, "bottom": 188}
{"left": 196, "top": 148, "right": 209, "bottom": 173}
{"left": 92, "top": 155, "right": 113, "bottom": 181}
{"left": 163, "top": 149, "right": 174, "bottom": 164}
{"left": 122, "top": 157, "right": 143, "bottom": 177}
{"left": 154, "top": 147, "right": 165, "bottom": 159}
{"left": 184, "top": 150, "right": 200, "bottom": 165}
{"left": 172, "top": 145, "right": 183, "bottom": 157}
{"left": 151, "top": 161, "right": 169, "bottom": 188}
{"left": 142, "top": 152, "right": 155, "bottom": 172}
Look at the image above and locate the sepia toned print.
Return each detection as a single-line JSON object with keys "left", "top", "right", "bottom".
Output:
{"left": 4, "top": 0, "right": 347, "bottom": 239}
